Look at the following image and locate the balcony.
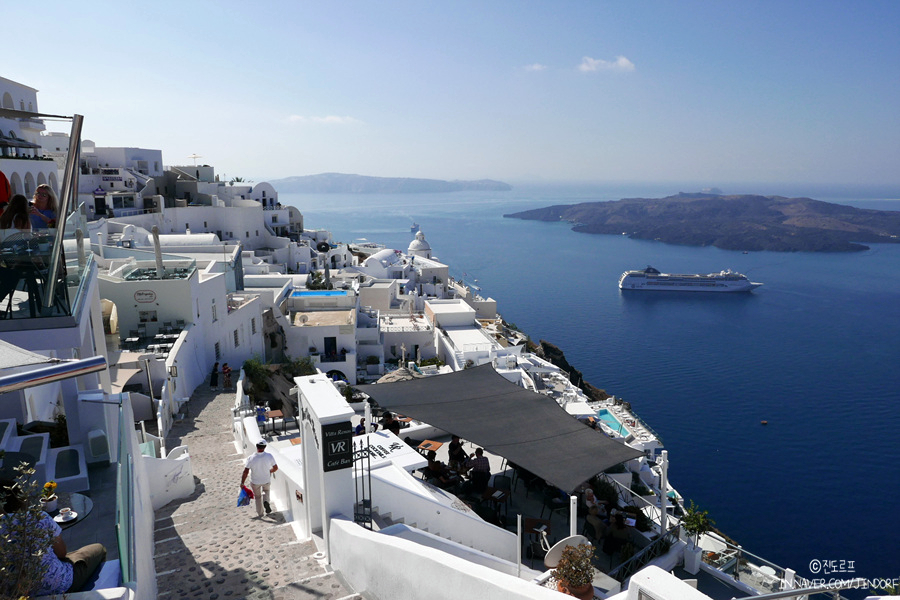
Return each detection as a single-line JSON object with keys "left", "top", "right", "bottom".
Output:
{"left": 227, "top": 293, "right": 258, "bottom": 313}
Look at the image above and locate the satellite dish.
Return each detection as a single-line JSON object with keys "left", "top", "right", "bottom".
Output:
{"left": 544, "top": 535, "right": 592, "bottom": 568}
{"left": 316, "top": 242, "right": 330, "bottom": 253}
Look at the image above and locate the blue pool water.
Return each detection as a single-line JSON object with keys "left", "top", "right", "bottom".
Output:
{"left": 291, "top": 290, "right": 348, "bottom": 297}
{"left": 595, "top": 409, "right": 628, "bottom": 436}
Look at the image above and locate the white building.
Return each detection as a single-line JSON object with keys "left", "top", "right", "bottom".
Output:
{"left": 0, "top": 76, "right": 59, "bottom": 198}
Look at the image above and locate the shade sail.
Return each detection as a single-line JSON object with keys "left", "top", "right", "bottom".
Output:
{"left": 361, "top": 363, "right": 643, "bottom": 493}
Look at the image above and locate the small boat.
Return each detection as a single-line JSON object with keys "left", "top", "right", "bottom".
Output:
{"left": 410, "top": 222, "right": 420, "bottom": 233}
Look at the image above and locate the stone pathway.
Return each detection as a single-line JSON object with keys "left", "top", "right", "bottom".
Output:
{"left": 157, "top": 386, "right": 361, "bottom": 600}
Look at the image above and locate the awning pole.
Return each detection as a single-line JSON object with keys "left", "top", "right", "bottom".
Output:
{"left": 516, "top": 514, "right": 522, "bottom": 578}
{"left": 569, "top": 495, "right": 577, "bottom": 538}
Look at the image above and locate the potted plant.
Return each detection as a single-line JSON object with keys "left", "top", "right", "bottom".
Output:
{"left": 681, "top": 500, "right": 714, "bottom": 574}
{"left": 552, "top": 543, "right": 595, "bottom": 600}
{"left": 41, "top": 480, "right": 58, "bottom": 512}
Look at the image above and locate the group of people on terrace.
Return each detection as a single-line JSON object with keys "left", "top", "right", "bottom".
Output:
{"left": 354, "top": 405, "right": 638, "bottom": 561}
{"left": 0, "top": 179, "right": 59, "bottom": 233}
{"left": 0, "top": 181, "right": 59, "bottom": 313}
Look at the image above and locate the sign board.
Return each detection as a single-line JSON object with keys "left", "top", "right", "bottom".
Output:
{"left": 322, "top": 421, "right": 353, "bottom": 472}
{"left": 134, "top": 290, "right": 157, "bottom": 303}
{"left": 352, "top": 432, "right": 427, "bottom": 471}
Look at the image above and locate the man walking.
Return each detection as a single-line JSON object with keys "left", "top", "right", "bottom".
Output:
{"left": 241, "top": 440, "right": 278, "bottom": 517}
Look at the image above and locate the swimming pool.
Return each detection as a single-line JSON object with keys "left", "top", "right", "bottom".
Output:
{"left": 291, "top": 290, "right": 349, "bottom": 297}
{"left": 595, "top": 408, "right": 628, "bottom": 436}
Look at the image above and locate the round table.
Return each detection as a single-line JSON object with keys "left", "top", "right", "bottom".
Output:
{"left": 47, "top": 492, "right": 93, "bottom": 529}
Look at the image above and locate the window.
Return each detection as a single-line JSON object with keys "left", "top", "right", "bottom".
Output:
{"left": 234, "top": 330, "right": 240, "bottom": 347}
{"left": 139, "top": 310, "right": 158, "bottom": 322}
{"left": 211, "top": 301, "right": 217, "bottom": 322}
{"left": 272, "top": 215, "right": 278, "bottom": 223}
{"left": 251, "top": 318, "right": 257, "bottom": 334}
{"left": 214, "top": 342, "right": 221, "bottom": 360}
{"left": 204, "top": 221, "right": 208, "bottom": 227}
{"left": 246, "top": 231, "right": 249, "bottom": 238}
{"left": 255, "top": 230, "right": 259, "bottom": 237}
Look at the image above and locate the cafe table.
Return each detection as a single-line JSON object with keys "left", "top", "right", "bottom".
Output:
{"left": 47, "top": 491, "right": 94, "bottom": 529}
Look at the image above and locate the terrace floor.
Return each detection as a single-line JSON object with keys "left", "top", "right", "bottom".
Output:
{"left": 60, "top": 460, "right": 119, "bottom": 564}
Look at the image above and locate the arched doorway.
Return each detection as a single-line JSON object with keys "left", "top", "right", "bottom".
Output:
{"left": 325, "top": 370, "right": 347, "bottom": 382}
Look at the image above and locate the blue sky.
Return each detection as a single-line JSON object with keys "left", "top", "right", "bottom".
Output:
{"left": 5, "top": 1, "right": 899, "bottom": 186}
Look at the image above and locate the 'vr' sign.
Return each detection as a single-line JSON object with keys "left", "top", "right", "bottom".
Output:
{"left": 322, "top": 421, "right": 353, "bottom": 472}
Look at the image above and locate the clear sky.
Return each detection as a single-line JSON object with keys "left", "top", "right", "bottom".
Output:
{"left": 5, "top": 1, "right": 899, "bottom": 186}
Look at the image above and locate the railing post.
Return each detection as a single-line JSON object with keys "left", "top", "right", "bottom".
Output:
{"left": 44, "top": 113, "right": 82, "bottom": 310}
{"left": 735, "top": 545, "right": 743, "bottom": 580}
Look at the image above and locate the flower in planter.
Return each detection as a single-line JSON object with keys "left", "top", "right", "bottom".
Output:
{"left": 552, "top": 543, "right": 595, "bottom": 592}
{"left": 42, "top": 481, "right": 57, "bottom": 500}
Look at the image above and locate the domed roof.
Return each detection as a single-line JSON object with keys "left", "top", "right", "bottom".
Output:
{"left": 408, "top": 231, "right": 431, "bottom": 252}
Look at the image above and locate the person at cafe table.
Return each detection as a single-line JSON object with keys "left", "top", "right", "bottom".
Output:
{"left": 29, "top": 184, "right": 58, "bottom": 229}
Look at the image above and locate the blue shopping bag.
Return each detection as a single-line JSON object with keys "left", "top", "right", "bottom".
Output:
{"left": 237, "top": 485, "right": 254, "bottom": 507}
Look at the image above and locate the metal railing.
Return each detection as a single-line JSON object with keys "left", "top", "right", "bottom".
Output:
{"left": 608, "top": 523, "right": 681, "bottom": 581}
{"left": 600, "top": 473, "right": 663, "bottom": 524}
{"left": 44, "top": 114, "right": 82, "bottom": 310}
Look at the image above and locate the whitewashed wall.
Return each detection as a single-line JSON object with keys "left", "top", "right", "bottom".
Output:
{"left": 330, "top": 519, "right": 563, "bottom": 600}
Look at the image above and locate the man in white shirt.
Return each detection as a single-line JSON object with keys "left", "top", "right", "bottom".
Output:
{"left": 241, "top": 440, "right": 278, "bottom": 518}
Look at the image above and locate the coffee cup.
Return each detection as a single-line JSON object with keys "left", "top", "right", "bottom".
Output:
{"left": 59, "top": 507, "right": 72, "bottom": 519}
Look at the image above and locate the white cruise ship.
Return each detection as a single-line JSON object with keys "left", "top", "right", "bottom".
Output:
{"left": 619, "top": 266, "right": 762, "bottom": 292}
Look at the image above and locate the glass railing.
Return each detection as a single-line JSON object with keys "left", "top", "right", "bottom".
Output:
{"left": 0, "top": 207, "right": 94, "bottom": 322}
{"left": 115, "top": 400, "right": 136, "bottom": 584}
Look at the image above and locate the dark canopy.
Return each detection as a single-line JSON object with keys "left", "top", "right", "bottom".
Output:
{"left": 362, "top": 363, "right": 642, "bottom": 493}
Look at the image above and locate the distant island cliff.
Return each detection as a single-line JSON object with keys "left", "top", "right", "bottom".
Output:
{"left": 504, "top": 192, "right": 900, "bottom": 252}
{"left": 271, "top": 173, "right": 512, "bottom": 194}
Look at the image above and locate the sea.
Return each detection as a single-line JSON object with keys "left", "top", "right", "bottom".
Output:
{"left": 279, "top": 182, "right": 900, "bottom": 587}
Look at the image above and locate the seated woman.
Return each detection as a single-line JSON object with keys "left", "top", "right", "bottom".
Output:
{"left": 425, "top": 450, "right": 457, "bottom": 488}
{"left": 602, "top": 512, "right": 631, "bottom": 556}
{"left": 0, "top": 479, "right": 107, "bottom": 595}
{"left": 0, "top": 194, "right": 35, "bottom": 308}
{"left": 29, "top": 184, "right": 58, "bottom": 230}
{"left": 0, "top": 194, "right": 32, "bottom": 233}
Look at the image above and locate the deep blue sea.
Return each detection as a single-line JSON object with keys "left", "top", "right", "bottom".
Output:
{"left": 280, "top": 183, "right": 900, "bottom": 585}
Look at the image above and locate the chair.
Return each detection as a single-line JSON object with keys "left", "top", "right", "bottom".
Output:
{"left": 0, "top": 233, "right": 44, "bottom": 317}
{"left": 540, "top": 489, "right": 568, "bottom": 521}
{"left": 47, "top": 445, "right": 89, "bottom": 492}
{"left": 0, "top": 451, "right": 36, "bottom": 481}
{"left": 513, "top": 464, "right": 541, "bottom": 497}
{"left": 469, "top": 470, "right": 490, "bottom": 495}
{"left": 8, "top": 433, "right": 49, "bottom": 484}
{"left": 492, "top": 474, "right": 512, "bottom": 492}
{"left": 582, "top": 517, "right": 603, "bottom": 542}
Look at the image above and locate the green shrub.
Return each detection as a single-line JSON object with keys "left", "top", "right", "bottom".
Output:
{"left": 242, "top": 356, "right": 270, "bottom": 392}
{"left": 1, "top": 467, "right": 54, "bottom": 598}
{"left": 283, "top": 356, "right": 316, "bottom": 378}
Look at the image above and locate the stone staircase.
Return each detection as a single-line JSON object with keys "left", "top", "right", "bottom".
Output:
{"left": 155, "top": 386, "right": 363, "bottom": 600}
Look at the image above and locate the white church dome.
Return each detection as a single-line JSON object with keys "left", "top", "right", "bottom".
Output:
{"left": 408, "top": 231, "right": 432, "bottom": 257}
